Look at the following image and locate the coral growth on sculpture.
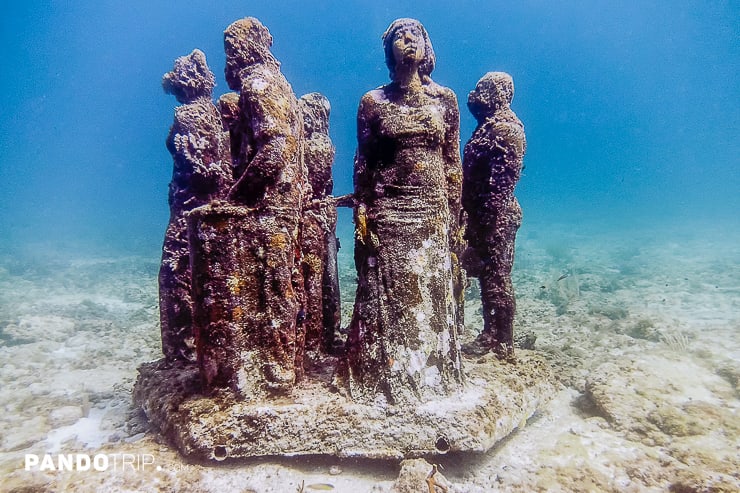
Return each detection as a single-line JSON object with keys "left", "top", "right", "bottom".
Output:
{"left": 462, "top": 72, "right": 526, "bottom": 358}
{"left": 188, "top": 17, "right": 308, "bottom": 397}
{"left": 298, "top": 92, "right": 340, "bottom": 357}
{"left": 159, "top": 49, "right": 232, "bottom": 362}
{"left": 346, "top": 18, "right": 464, "bottom": 404}
{"left": 137, "top": 17, "right": 551, "bottom": 462}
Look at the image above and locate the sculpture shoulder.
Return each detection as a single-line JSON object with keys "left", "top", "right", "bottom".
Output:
{"left": 493, "top": 118, "right": 524, "bottom": 134}
{"left": 425, "top": 83, "right": 460, "bottom": 128}
{"left": 426, "top": 82, "right": 458, "bottom": 107}
{"left": 358, "top": 89, "right": 385, "bottom": 110}
{"left": 494, "top": 114, "right": 526, "bottom": 144}
{"left": 488, "top": 114, "right": 527, "bottom": 157}
{"left": 239, "top": 65, "right": 299, "bottom": 136}
{"left": 357, "top": 89, "right": 386, "bottom": 124}
{"left": 240, "top": 65, "right": 287, "bottom": 95}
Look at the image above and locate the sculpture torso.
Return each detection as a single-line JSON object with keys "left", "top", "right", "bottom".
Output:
{"left": 359, "top": 86, "right": 454, "bottom": 204}
{"left": 231, "top": 64, "right": 305, "bottom": 210}
{"left": 348, "top": 81, "right": 464, "bottom": 403}
{"left": 463, "top": 109, "right": 525, "bottom": 208}
{"left": 167, "top": 99, "right": 232, "bottom": 210}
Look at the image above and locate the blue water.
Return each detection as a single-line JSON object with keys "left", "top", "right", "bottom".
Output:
{"left": 0, "top": 1, "right": 738, "bottom": 255}
{"left": 1, "top": 4, "right": 739, "bottom": 489}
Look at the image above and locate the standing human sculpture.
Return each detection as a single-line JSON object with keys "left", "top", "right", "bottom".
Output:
{"left": 186, "top": 17, "right": 308, "bottom": 397}
{"left": 298, "top": 92, "right": 340, "bottom": 357}
{"left": 159, "top": 49, "right": 233, "bottom": 362}
{"left": 462, "top": 72, "right": 526, "bottom": 359}
{"left": 346, "top": 18, "right": 464, "bottom": 403}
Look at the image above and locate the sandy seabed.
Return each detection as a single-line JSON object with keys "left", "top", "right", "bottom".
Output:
{"left": 1, "top": 221, "right": 738, "bottom": 492}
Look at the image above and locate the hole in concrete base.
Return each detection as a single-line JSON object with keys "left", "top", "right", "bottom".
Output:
{"left": 212, "top": 445, "right": 228, "bottom": 461}
{"left": 435, "top": 435, "right": 450, "bottom": 454}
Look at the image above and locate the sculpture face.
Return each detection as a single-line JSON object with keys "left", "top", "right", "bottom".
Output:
{"left": 382, "top": 18, "right": 435, "bottom": 82}
{"left": 390, "top": 25, "right": 425, "bottom": 68}
{"left": 223, "top": 17, "right": 274, "bottom": 90}
{"left": 467, "top": 72, "right": 514, "bottom": 120}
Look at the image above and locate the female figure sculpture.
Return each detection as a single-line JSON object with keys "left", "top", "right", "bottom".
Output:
{"left": 346, "top": 19, "right": 464, "bottom": 403}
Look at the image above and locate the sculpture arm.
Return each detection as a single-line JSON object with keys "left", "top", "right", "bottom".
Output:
{"left": 461, "top": 139, "right": 477, "bottom": 214}
{"left": 441, "top": 89, "right": 464, "bottom": 251}
{"left": 353, "top": 94, "right": 376, "bottom": 206}
{"left": 353, "top": 93, "right": 377, "bottom": 247}
{"left": 228, "top": 133, "right": 294, "bottom": 200}
{"left": 493, "top": 119, "right": 526, "bottom": 163}
{"left": 228, "top": 82, "right": 298, "bottom": 200}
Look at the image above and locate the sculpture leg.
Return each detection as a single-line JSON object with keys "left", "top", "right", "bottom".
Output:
{"left": 477, "top": 200, "right": 520, "bottom": 359}
{"left": 159, "top": 218, "right": 196, "bottom": 362}
{"left": 321, "top": 223, "right": 341, "bottom": 352}
{"left": 347, "top": 197, "right": 463, "bottom": 403}
{"left": 188, "top": 206, "right": 300, "bottom": 398}
{"left": 478, "top": 268, "right": 515, "bottom": 358}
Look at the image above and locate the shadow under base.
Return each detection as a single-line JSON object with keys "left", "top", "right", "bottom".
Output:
{"left": 133, "top": 351, "right": 557, "bottom": 461}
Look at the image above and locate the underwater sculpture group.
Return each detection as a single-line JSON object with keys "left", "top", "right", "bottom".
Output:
{"left": 135, "top": 17, "right": 553, "bottom": 461}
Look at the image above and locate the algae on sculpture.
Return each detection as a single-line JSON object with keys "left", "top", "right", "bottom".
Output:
{"left": 159, "top": 49, "right": 233, "bottom": 363}
{"left": 187, "top": 17, "right": 309, "bottom": 397}
{"left": 137, "top": 16, "right": 549, "bottom": 462}
{"left": 346, "top": 18, "right": 464, "bottom": 404}
{"left": 298, "top": 92, "right": 340, "bottom": 356}
{"left": 462, "top": 72, "right": 526, "bottom": 358}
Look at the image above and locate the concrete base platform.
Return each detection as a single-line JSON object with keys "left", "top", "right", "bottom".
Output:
{"left": 133, "top": 351, "right": 558, "bottom": 461}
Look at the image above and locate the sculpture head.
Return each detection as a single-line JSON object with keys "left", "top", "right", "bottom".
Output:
{"left": 299, "top": 92, "right": 331, "bottom": 135}
{"left": 382, "top": 18, "right": 435, "bottom": 83}
{"left": 218, "top": 92, "right": 241, "bottom": 130}
{"left": 467, "top": 72, "right": 514, "bottom": 121}
{"left": 223, "top": 17, "right": 275, "bottom": 91}
{"left": 162, "top": 49, "right": 215, "bottom": 104}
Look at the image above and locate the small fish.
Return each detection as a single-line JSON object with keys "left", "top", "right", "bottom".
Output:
{"left": 306, "top": 484, "right": 335, "bottom": 491}
{"left": 556, "top": 273, "right": 570, "bottom": 282}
